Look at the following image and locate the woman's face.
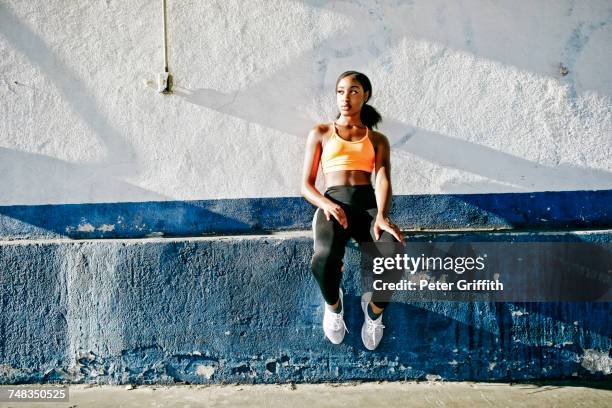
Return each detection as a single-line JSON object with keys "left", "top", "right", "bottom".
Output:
{"left": 336, "top": 75, "right": 369, "bottom": 117}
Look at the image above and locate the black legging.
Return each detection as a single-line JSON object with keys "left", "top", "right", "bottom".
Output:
{"left": 311, "top": 184, "right": 403, "bottom": 309}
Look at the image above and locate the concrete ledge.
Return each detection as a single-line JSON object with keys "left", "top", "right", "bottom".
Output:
{"left": 1, "top": 189, "right": 611, "bottom": 240}
{"left": 1, "top": 231, "right": 611, "bottom": 384}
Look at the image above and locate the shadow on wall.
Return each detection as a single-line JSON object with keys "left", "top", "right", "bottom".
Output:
{"left": 0, "top": 194, "right": 310, "bottom": 240}
{"left": 171, "top": 2, "right": 612, "bottom": 194}
{"left": 174, "top": 76, "right": 612, "bottom": 193}
{"left": 1, "top": 2, "right": 611, "bottom": 209}
{"left": 0, "top": 148, "right": 165, "bottom": 206}
{"left": 1, "top": 189, "right": 612, "bottom": 239}
{"left": 292, "top": 0, "right": 612, "bottom": 98}
{"left": 386, "top": 122, "right": 612, "bottom": 193}
{"left": 0, "top": 4, "right": 163, "bottom": 205}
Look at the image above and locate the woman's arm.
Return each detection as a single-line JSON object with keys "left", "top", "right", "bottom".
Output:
{"left": 373, "top": 133, "right": 404, "bottom": 243}
{"left": 300, "top": 126, "right": 348, "bottom": 228}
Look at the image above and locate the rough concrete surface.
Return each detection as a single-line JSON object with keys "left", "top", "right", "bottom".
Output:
{"left": 1, "top": 381, "right": 611, "bottom": 408}
{"left": 1, "top": 232, "right": 610, "bottom": 384}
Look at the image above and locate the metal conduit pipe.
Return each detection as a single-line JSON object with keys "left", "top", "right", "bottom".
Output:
{"left": 158, "top": 0, "right": 173, "bottom": 93}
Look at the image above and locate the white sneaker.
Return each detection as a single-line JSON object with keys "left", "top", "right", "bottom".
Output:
{"left": 361, "top": 292, "right": 385, "bottom": 350}
{"left": 323, "top": 288, "right": 348, "bottom": 344}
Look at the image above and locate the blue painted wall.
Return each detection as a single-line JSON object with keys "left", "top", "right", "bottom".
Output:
{"left": 1, "top": 230, "right": 610, "bottom": 384}
{"left": 1, "top": 189, "right": 610, "bottom": 240}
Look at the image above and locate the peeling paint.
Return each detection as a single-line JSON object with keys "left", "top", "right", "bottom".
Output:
{"left": 511, "top": 310, "right": 529, "bottom": 317}
{"left": 0, "top": 364, "right": 19, "bottom": 377}
{"left": 76, "top": 223, "right": 95, "bottom": 232}
{"left": 195, "top": 365, "right": 215, "bottom": 379}
{"left": 580, "top": 349, "right": 612, "bottom": 374}
{"left": 98, "top": 224, "right": 115, "bottom": 232}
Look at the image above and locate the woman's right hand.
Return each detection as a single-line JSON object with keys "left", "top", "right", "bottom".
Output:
{"left": 322, "top": 201, "right": 348, "bottom": 229}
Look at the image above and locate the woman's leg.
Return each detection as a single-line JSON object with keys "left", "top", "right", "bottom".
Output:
{"left": 349, "top": 204, "right": 401, "bottom": 350}
{"left": 364, "top": 207, "right": 405, "bottom": 309}
{"left": 311, "top": 207, "right": 350, "bottom": 306}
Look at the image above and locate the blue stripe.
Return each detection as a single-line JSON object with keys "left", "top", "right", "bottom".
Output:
{"left": 0, "top": 189, "right": 610, "bottom": 239}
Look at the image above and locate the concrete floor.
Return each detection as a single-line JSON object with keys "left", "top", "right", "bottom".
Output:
{"left": 1, "top": 381, "right": 611, "bottom": 408}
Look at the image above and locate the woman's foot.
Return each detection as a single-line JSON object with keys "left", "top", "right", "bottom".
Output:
{"left": 323, "top": 288, "right": 348, "bottom": 344}
{"left": 361, "top": 292, "right": 385, "bottom": 350}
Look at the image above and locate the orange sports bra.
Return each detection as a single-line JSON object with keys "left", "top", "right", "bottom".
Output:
{"left": 320, "top": 122, "right": 375, "bottom": 174}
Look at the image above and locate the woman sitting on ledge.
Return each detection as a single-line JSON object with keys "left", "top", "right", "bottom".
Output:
{"left": 301, "top": 70, "right": 404, "bottom": 350}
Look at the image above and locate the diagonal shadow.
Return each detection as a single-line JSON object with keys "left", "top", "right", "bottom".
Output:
{"left": 0, "top": 3, "right": 148, "bottom": 208}
{"left": 171, "top": 2, "right": 612, "bottom": 193}
{"left": 292, "top": 0, "right": 612, "bottom": 98}
{"left": 0, "top": 3, "right": 136, "bottom": 172}
{"left": 0, "top": 147, "right": 165, "bottom": 206}
{"left": 390, "top": 126, "right": 612, "bottom": 192}
{"left": 174, "top": 81, "right": 612, "bottom": 193}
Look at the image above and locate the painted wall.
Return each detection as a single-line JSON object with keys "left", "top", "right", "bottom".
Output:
{"left": 1, "top": 0, "right": 611, "bottom": 385}
{"left": 1, "top": 232, "right": 611, "bottom": 384}
{"left": 1, "top": 0, "right": 611, "bottom": 206}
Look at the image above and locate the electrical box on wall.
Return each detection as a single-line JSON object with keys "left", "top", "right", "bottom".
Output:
{"left": 157, "top": 72, "right": 172, "bottom": 94}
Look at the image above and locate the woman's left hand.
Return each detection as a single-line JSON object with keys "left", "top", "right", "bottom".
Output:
{"left": 373, "top": 214, "right": 405, "bottom": 244}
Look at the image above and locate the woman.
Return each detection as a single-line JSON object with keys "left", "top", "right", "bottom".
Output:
{"left": 300, "top": 71, "right": 405, "bottom": 350}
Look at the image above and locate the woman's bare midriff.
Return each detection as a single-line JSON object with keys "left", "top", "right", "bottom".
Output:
{"left": 324, "top": 170, "right": 372, "bottom": 187}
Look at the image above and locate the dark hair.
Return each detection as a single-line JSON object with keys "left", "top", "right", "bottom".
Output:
{"left": 334, "top": 70, "right": 382, "bottom": 129}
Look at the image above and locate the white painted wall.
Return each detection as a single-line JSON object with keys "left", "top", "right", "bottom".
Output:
{"left": 1, "top": 0, "right": 610, "bottom": 205}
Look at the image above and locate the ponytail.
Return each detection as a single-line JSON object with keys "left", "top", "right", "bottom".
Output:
{"left": 360, "top": 103, "right": 382, "bottom": 130}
